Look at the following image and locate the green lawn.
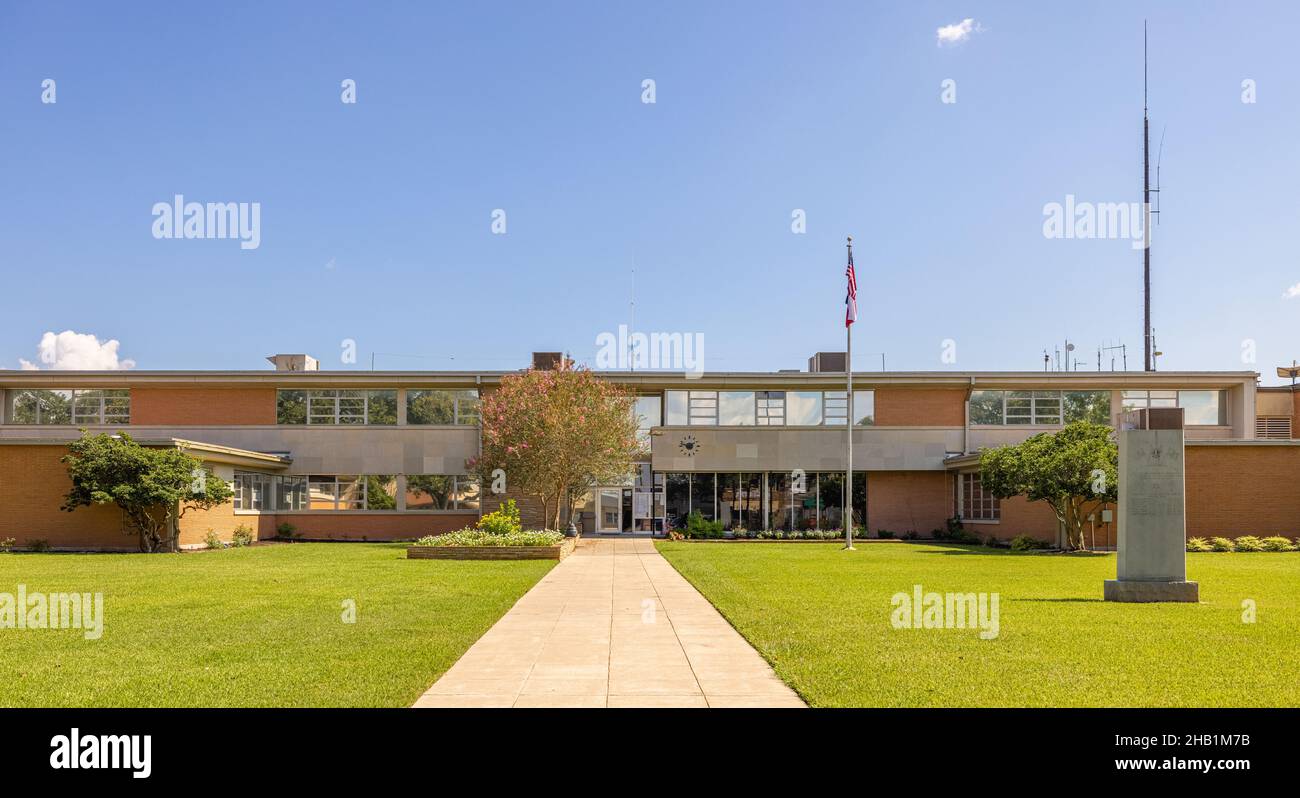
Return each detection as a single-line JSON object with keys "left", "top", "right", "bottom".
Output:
{"left": 0, "top": 543, "right": 553, "bottom": 707}
{"left": 656, "top": 541, "right": 1300, "bottom": 707}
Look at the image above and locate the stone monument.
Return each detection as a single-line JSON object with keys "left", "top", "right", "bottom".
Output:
{"left": 1103, "top": 407, "right": 1199, "bottom": 602}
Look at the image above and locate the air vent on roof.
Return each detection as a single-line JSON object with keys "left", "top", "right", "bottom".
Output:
{"left": 266, "top": 354, "right": 319, "bottom": 372}
{"left": 808, "top": 352, "right": 847, "bottom": 373}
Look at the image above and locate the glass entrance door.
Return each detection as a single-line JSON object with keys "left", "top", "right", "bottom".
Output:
{"left": 596, "top": 488, "right": 622, "bottom": 532}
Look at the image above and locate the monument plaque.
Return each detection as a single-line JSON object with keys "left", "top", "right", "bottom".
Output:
{"left": 1104, "top": 407, "right": 1199, "bottom": 602}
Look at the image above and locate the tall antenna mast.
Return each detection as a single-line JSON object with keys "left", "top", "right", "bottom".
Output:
{"left": 1142, "top": 21, "right": 1153, "bottom": 371}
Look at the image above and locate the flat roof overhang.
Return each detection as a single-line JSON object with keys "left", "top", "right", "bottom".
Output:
{"left": 0, "top": 369, "right": 1259, "bottom": 391}
{"left": 0, "top": 437, "right": 291, "bottom": 469}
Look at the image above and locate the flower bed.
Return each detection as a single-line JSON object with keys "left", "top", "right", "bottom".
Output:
{"left": 406, "top": 499, "right": 577, "bottom": 560}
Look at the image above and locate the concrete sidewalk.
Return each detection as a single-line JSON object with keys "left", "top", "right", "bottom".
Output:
{"left": 413, "top": 537, "right": 805, "bottom": 708}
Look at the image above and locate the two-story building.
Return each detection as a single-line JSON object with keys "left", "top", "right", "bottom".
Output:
{"left": 0, "top": 350, "right": 1295, "bottom": 550}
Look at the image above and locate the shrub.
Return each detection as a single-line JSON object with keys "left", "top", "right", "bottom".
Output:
{"left": 1186, "top": 537, "right": 1212, "bottom": 552}
{"left": 876, "top": 529, "right": 895, "bottom": 539}
{"left": 1261, "top": 536, "right": 1295, "bottom": 552}
{"left": 684, "top": 511, "right": 725, "bottom": 539}
{"left": 1010, "top": 534, "right": 1049, "bottom": 551}
{"left": 1209, "top": 537, "right": 1235, "bottom": 552}
{"left": 477, "top": 499, "right": 523, "bottom": 536}
{"left": 414, "top": 528, "right": 564, "bottom": 547}
{"left": 1233, "top": 535, "right": 1264, "bottom": 552}
{"left": 276, "top": 522, "right": 298, "bottom": 540}
{"left": 231, "top": 525, "right": 254, "bottom": 548}
{"left": 985, "top": 535, "right": 1009, "bottom": 549}
{"left": 0, "top": 537, "right": 15, "bottom": 554}
{"left": 204, "top": 529, "right": 226, "bottom": 550}
{"left": 903, "top": 530, "right": 920, "bottom": 540}
{"left": 29, "top": 539, "right": 51, "bottom": 553}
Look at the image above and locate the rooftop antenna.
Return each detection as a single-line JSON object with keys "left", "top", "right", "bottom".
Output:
{"left": 1277, "top": 360, "right": 1300, "bottom": 388}
{"left": 628, "top": 264, "right": 636, "bottom": 372}
{"left": 1142, "top": 20, "right": 1155, "bottom": 372}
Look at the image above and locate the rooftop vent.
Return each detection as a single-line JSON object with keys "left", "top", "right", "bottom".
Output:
{"left": 532, "top": 352, "right": 565, "bottom": 371}
{"left": 808, "top": 352, "right": 847, "bottom": 373}
{"left": 266, "top": 354, "right": 319, "bottom": 372}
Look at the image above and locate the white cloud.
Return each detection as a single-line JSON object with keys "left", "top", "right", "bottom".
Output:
{"left": 937, "top": 18, "right": 983, "bottom": 47}
{"left": 18, "top": 331, "right": 136, "bottom": 370}
{"left": 1284, "top": 283, "right": 1300, "bottom": 299}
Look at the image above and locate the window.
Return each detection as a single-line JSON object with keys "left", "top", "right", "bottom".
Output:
{"left": 971, "top": 390, "right": 1062, "bottom": 425}
{"left": 687, "top": 391, "right": 718, "bottom": 426}
{"left": 664, "top": 391, "right": 688, "bottom": 425}
{"left": 1177, "top": 390, "right": 1226, "bottom": 425}
{"left": 633, "top": 395, "right": 662, "bottom": 447}
{"left": 7, "top": 389, "right": 128, "bottom": 425}
{"left": 308, "top": 475, "right": 365, "bottom": 510}
{"left": 365, "top": 476, "right": 398, "bottom": 510}
{"left": 852, "top": 390, "right": 875, "bottom": 426}
{"left": 690, "top": 473, "right": 716, "bottom": 520}
{"left": 276, "top": 390, "right": 306, "bottom": 424}
{"left": 1065, "top": 391, "right": 1111, "bottom": 424}
{"left": 1122, "top": 389, "right": 1225, "bottom": 425}
{"left": 718, "top": 391, "right": 755, "bottom": 425}
{"left": 406, "top": 475, "right": 480, "bottom": 510}
{"left": 232, "top": 473, "right": 307, "bottom": 512}
{"left": 786, "top": 392, "right": 823, "bottom": 425}
{"left": 960, "top": 473, "right": 1000, "bottom": 521}
{"left": 823, "top": 391, "right": 848, "bottom": 425}
{"left": 406, "top": 389, "right": 479, "bottom": 425}
{"left": 756, "top": 391, "right": 785, "bottom": 425}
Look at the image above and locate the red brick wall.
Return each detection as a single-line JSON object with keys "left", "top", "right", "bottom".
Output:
{"left": 130, "top": 387, "right": 277, "bottom": 425}
{"left": 873, "top": 388, "right": 966, "bottom": 426}
{"left": 0, "top": 445, "right": 135, "bottom": 550}
{"left": 1186, "top": 444, "right": 1300, "bottom": 537}
{"left": 867, "top": 471, "right": 953, "bottom": 535}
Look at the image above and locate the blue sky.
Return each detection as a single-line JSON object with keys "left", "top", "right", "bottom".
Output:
{"left": 1, "top": 1, "right": 1297, "bottom": 381}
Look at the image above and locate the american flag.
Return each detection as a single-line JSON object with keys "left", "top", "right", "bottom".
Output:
{"left": 845, "top": 246, "right": 858, "bottom": 328}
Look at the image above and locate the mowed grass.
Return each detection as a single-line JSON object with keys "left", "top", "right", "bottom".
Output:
{"left": 0, "top": 543, "right": 552, "bottom": 707}
{"left": 656, "top": 541, "right": 1300, "bottom": 707}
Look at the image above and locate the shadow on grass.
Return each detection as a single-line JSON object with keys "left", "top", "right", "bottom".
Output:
{"left": 1010, "top": 597, "right": 1104, "bottom": 603}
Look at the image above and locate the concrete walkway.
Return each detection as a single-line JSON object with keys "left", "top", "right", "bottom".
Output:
{"left": 413, "top": 537, "right": 805, "bottom": 708}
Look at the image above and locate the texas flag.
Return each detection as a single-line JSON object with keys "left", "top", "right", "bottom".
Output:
{"left": 845, "top": 246, "right": 858, "bottom": 327}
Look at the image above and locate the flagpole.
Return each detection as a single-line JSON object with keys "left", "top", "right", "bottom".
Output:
{"left": 845, "top": 236, "right": 855, "bottom": 551}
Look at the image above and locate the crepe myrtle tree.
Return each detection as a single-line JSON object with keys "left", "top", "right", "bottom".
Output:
{"left": 978, "top": 421, "right": 1118, "bottom": 551}
{"left": 61, "top": 431, "right": 234, "bottom": 552}
{"left": 470, "top": 364, "right": 639, "bottom": 530}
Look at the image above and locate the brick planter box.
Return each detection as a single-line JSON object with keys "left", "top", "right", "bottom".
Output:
{"left": 407, "top": 537, "right": 577, "bottom": 561}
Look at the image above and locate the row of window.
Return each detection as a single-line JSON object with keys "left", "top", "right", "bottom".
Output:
{"left": 662, "top": 390, "right": 875, "bottom": 427}
{"left": 274, "top": 389, "right": 480, "bottom": 426}
{"left": 959, "top": 473, "right": 1001, "bottom": 521}
{"left": 6, "top": 389, "right": 130, "bottom": 425}
{"left": 662, "top": 471, "right": 868, "bottom": 531}
{"left": 232, "top": 472, "right": 481, "bottom": 511}
{"left": 968, "top": 389, "right": 1227, "bottom": 427}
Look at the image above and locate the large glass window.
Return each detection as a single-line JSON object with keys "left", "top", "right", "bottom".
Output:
{"left": 308, "top": 475, "right": 365, "bottom": 510}
{"left": 718, "top": 391, "right": 756, "bottom": 425}
{"left": 7, "top": 389, "right": 128, "bottom": 425}
{"left": 664, "top": 391, "right": 688, "bottom": 425}
{"left": 793, "top": 472, "right": 818, "bottom": 530}
{"left": 1177, "top": 390, "right": 1226, "bottom": 425}
{"left": 406, "top": 475, "right": 479, "bottom": 510}
{"left": 233, "top": 472, "right": 307, "bottom": 512}
{"left": 365, "top": 476, "right": 398, "bottom": 510}
{"left": 716, "top": 472, "right": 762, "bottom": 531}
{"left": 292, "top": 390, "right": 397, "bottom": 425}
{"left": 816, "top": 471, "right": 867, "bottom": 530}
{"left": 971, "top": 390, "right": 1062, "bottom": 425}
{"left": 1064, "top": 391, "right": 1111, "bottom": 425}
{"left": 665, "top": 473, "right": 690, "bottom": 528}
{"left": 406, "top": 389, "right": 479, "bottom": 425}
{"left": 276, "top": 390, "right": 306, "bottom": 424}
{"left": 786, "top": 392, "right": 823, "bottom": 425}
{"left": 766, "top": 472, "right": 793, "bottom": 531}
{"left": 689, "top": 473, "right": 716, "bottom": 520}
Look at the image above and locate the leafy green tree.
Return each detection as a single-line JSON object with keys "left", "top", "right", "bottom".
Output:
{"left": 61, "top": 432, "right": 234, "bottom": 552}
{"left": 979, "top": 421, "right": 1118, "bottom": 550}
{"left": 471, "top": 364, "right": 638, "bottom": 530}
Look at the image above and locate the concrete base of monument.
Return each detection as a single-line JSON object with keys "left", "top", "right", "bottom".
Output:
{"left": 1103, "top": 579, "right": 1200, "bottom": 603}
